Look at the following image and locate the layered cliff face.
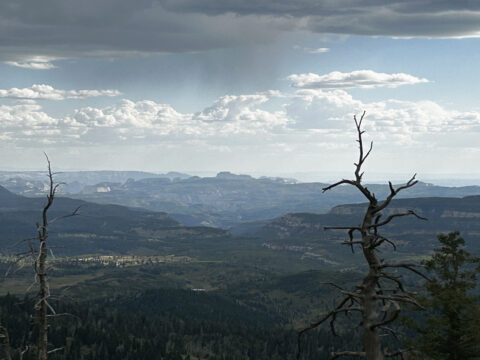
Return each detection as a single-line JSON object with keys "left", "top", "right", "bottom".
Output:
{"left": 6, "top": 171, "right": 480, "bottom": 229}
{"left": 440, "top": 210, "right": 480, "bottom": 218}
{"left": 249, "top": 195, "right": 480, "bottom": 266}
{"left": 330, "top": 195, "right": 480, "bottom": 218}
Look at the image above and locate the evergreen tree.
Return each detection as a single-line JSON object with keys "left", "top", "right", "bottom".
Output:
{"left": 415, "top": 231, "right": 480, "bottom": 359}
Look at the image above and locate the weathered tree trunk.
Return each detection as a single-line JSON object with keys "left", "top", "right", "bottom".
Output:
{"left": 38, "top": 237, "right": 48, "bottom": 360}
{"left": 36, "top": 157, "right": 57, "bottom": 360}
{"left": 297, "top": 112, "right": 427, "bottom": 360}
{"left": 362, "top": 271, "right": 383, "bottom": 360}
{"left": 361, "top": 210, "right": 384, "bottom": 360}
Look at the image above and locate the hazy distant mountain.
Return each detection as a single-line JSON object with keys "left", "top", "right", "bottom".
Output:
{"left": 69, "top": 173, "right": 480, "bottom": 228}
{"left": 0, "top": 170, "right": 191, "bottom": 195}
{"left": 5, "top": 170, "right": 480, "bottom": 229}
{"left": 0, "top": 186, "right": 227, "bottom": 256}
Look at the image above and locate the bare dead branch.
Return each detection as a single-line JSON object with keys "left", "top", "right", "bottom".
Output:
{"left": 384, "top": 349, "right": 411, "bottom": 359}
{"left": 297, "top": 295, "right": 362, "bottom": 359}
{"left": 341, "top": 240, "right": 364, "bottom": 246}
{"left": 378, "top": 263, "right": 430, "bottom": 281}
{"left": 322, "top": 179, "right": 356, "bottom": 192}
{"left": 48, "top": 205, "right": 82, "bottom": 225}
{"left": 324, "top": 226, "right": 362, "bottom": 231}
{"left": 46, "top": 312, "right": 77, "bottom": 319}
{"left": 374, "top": 294, "right": 422, "bottom": 309}
{"left": 19, "top": 346, "right": 29, "bottom": 360}
{"left": 372, "top": 301, "right": 400, "bottom": 329}
{"left": 298, "top": 297, "right": 351, "bottom": 336}
{"left": 378, "top": 272, "right": 406, "bottom": 293}
{"left": 379, "top": 326, "right": 401, "bottom": 342}
{"left": 47, "top": 347, "right": 64, "bottom": 354}
{"left": 369, "top": 210, "right": 427, "bottom": 229}
{"left": 321, "top": 282, "right": 347, "bottom": 291}
{"left": 332, "top": 351, "right": 366, "bottom": 359}
{"left": 7, "top": 236, "right": 38, "bottom": 250}
{"left": 374, "top": 236, "right": 397, "bottom": 251}
{"left": 374, "top": 174, "right": 418, "bottom": 214}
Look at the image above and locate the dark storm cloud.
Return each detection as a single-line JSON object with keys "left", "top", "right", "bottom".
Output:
{"left": 162, "top": 0, "right": 480, "bottom": 16}
{"left": 0, "top": 0, "right": 282, "bottom": 63}
{"left": 1, "top": 0, "right": 480, "bottom": 63}
{"left": 163, "top": 0, "right": 480, "bottom": 37}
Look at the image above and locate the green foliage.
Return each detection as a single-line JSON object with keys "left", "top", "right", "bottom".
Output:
{"left": 415, "top": 232, "right": 480, "bottom": 360}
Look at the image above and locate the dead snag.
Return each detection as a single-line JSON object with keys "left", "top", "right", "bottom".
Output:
{"left": 297, "top": 112, "right": 427, "bottom": 360}
{"left": 34, "top": 155, "right": 79, "bottom": 360}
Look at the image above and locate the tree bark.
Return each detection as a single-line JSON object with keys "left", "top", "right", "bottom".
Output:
{"left": 36, "top": 156, "right": 56, "bottom": 360}
{"left": 360, "top": 208, "right": 384, "bottom": 360}
{"left": 362, "top": 270, "right": 383, "bottom": 360}
{"left": 38, "top": 237, "right": 48, "bottom": 360}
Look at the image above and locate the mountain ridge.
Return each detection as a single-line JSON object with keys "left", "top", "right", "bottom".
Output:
{"left": 0, "top": 186, "right": 229, "bottom": 256}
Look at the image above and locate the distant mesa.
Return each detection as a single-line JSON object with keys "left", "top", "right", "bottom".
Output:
{"left": 215, "top": 171, "right": 253, "bottom": 180}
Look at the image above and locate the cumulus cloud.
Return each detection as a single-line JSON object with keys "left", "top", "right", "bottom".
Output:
{"left": 62, "top": 93, "right": 289, "bottom": 145}
{"left": 0, "top": 0, "right": 480, "bottom": 62}
{"left": 0, "top": 102, "right": 86, "bottom": 145}
{"left": 195, "top": 94, "right": 289, "bottom": 134}
{"left": 0, "top": 84, "right": 121, "bottom": 100}
{"left": 1, "top": 86, "right": 479, "bottom": 154}
{"left": 3, "top": 84, "right": 480, "bottom": 174}
{"left": 0, "top": 91, "right": 290, "bottom": 147}
{"left": 288, "top": 70, "right": 429, "bottom": 89}
{"left": 286, "top": 88, "right": 480, "bottom": 150}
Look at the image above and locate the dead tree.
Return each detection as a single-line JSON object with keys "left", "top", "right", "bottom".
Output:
{"left": 2, "top": 156, "right": 78, "bottom": 359}
{"left": 35, "top": 157, "right": 58, "bottom": 360}
{"left": 32, "top": 156, "right": 78, "bottom": 360}
{"left": 297, "top": 112, "right": 427, "bottom": 360}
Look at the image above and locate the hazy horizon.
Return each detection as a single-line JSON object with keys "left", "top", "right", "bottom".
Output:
{"left": 3, "top": 167, "right": 480, "bottom": 187}
{"left": 2, "top": 1, "right": 480, "bottom": 176}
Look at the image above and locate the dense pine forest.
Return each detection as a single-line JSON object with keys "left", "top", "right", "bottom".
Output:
{"left": 0, "top": 290, "right": 361, "bottom": 359}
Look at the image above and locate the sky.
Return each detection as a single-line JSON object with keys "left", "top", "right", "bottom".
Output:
{"left": 2, "top": 0, "right": 480, "bottom": 181}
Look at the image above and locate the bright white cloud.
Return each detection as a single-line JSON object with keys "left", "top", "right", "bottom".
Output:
{"left": 195, "top": 94, "right": 289, "bottom": 134}
{"left": 288, "top": 70, "right": 429, "bottom": 89}
{"left": 287, "top": 88, "right": 480, "bottom": 149}
{"left": 0, "top": 102, "right": 57, "bottom": 127}
{"left": 293, "top": 46, "right": 329, "bottom": 54}
{"left": 0, "top": 92, "right": 289, "bottom": 147}
{"left": 2, "top": 87, "right": 480, "bottom": 175}
{"left": 65, "top": 94, "right": 289, "bottom": 144}
{"left": 1, "top": 87, "right": 478, "bottom": 148}
{"left": 0, "top": 84, "right": 121, "bottom": 100}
